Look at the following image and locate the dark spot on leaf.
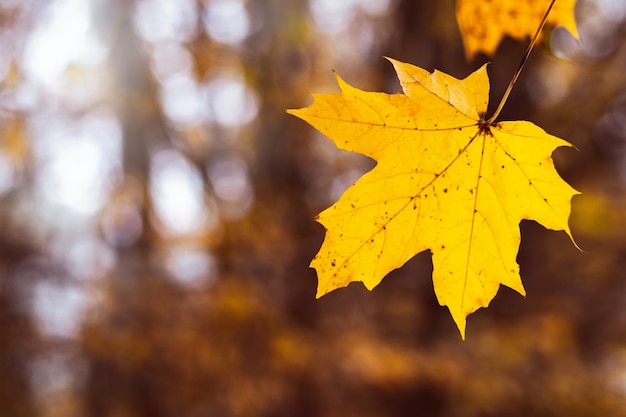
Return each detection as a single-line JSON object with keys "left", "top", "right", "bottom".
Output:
{"left": 443, "top": 188, "right": 448, "bottom": 193}
{"left": 478, "top": 113, "right": 493, "bottom": 136}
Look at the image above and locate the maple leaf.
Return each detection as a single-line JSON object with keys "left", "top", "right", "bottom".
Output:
{"left": 456, "top": 0, "right": 578, "bottom": 58}
{"left": 287, "top": 58, "right": 578, "bottom": 338}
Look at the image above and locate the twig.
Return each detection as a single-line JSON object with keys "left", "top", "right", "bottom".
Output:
{"left": 485, "top": 0, "right": 557, "bottom": 125}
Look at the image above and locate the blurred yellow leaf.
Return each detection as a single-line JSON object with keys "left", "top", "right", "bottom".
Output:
{"left": 288, "top": 58, "right": 578, "bottom": 338}
{"left": 570, "top": 192, "right": 625, "bottom": 237}
{"left": 2, "top": 118, "right": 27, "bottom": 164}
{"left": 456, "top": 0, "right": 578, "bottom": 58}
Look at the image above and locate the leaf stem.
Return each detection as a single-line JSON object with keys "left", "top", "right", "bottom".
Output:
{"left": 485, "top": 0, "right": 557, "bottom": 125}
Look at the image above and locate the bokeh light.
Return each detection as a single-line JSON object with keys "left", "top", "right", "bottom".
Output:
{"left": 595, "top": 0, "right": 626, "bottom": 23}
{"left": 203, "top": 0, "right": 250, "bottom": 45}
{"left": 150, "top": 149, "right": 214, "bottom": 236}
{"left": 22, "top": 0, "right": 107, "bottom": 99}
{"left": 150, "top": 41, "right": 194, "bottom": 82}
{"left": 164, "top": 245, "right": 218, "bottom": 289}
{"left": 207, "top": 155, "right": 253, "bottom": 219}
{"left": 133, "top": 0, "right": 198, "bottom": 43}
{"left": 0, "top": 0, "right": 625, "bottom": 416}
{"left": 205, "top": 71, "right": 259, "bottom": 127}
{"left": 160, "top": 73, "right": 207, "bottom": 126}
{"left": 31, "top": 281, "right": 89, "bottom": 339}
{"left": 32, "top": 112, "right": 121, "bottom": 215}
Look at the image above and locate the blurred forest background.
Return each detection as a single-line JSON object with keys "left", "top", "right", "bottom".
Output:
{"left": 0, "top": 0, "right": 625, "bottom": 416}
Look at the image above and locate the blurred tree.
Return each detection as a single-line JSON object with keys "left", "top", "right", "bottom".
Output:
{"left": 0, "top": 233, "right": 38, "bottom": 417}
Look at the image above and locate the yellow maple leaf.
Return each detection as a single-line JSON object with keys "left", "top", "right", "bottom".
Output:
{"left": 288, "top": 58, "right": 579, "bottom": 338}
{"left": 456, "top": 0, "right": 578, "bottom": 58}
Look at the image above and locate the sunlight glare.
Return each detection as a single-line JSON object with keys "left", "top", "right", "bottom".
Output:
{"left": 150, "top": 149, "right": 213, "bottom": 236}
{"left": 309, "top": 0, "right": 356, "bottom": 33}
{"left": 150, "top": 41, "right": 193, "bottom": 81}
{"left": 133, "top": 0, "right": 198, "bottom": 43}
{"left": 31, "top": 281, "right": 89, "bottom": 339}
{"left": 34, "top": 113, "right": 122, "bottom": 215}
{"left": 60, "top": 236, "right": 117, "bottom": 280}
{"left": 165, "top": 245, "right": 217, "bottom": 289}
{"left": 160, "top": 73, "right": 207, "bottom": 125}
{"left": 309, "top": 0, "right": 393, "bottom": 31}
{"left": 595, "top": 0, "right": 626, "bottom": 23}
{"left": 203, "top": 0, "right": 250, "bottom": 45}
{"left": 207, "top": 156, "right": 253, "bottom": 219}
{"left": 22, "top": 0, "right": 106, "bottom": 93}
{"left": 205, "top": 73, "right": 259, "bottom": 127}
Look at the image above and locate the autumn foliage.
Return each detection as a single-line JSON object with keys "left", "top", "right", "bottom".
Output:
{"left": 456, "top": 0, "right": 578, "bottom": 57}
{"left": 289, "top": 58, "right": 578, "bottom": 337}
{"left": 2, "top": 0, "right": 626, "bottom": 417}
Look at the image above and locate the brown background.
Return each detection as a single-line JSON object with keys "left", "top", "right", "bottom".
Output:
{"left": 1, "top": 0, "right": 626, "bottom": 416}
